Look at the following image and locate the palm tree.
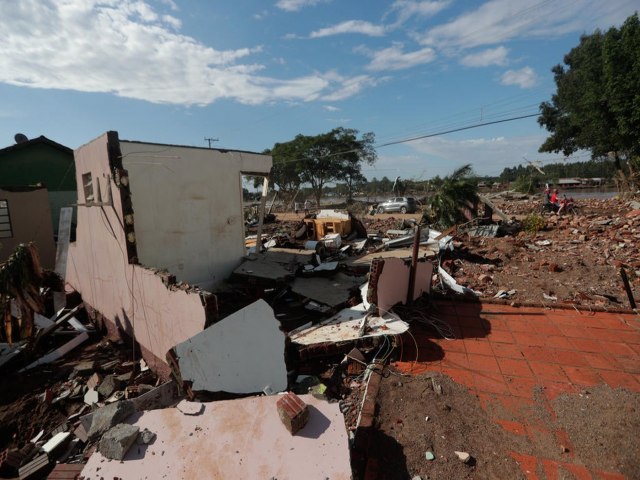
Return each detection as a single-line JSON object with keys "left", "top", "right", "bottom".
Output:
{"left": 1, "top": 243, "right": 45, "bottom": 344}
{"left": 424, "top": 164, "right": 479, "bottom": 228}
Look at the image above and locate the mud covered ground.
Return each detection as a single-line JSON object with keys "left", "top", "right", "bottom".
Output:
{"left": 373, "top": 372, "right": 640, "bottom": 479}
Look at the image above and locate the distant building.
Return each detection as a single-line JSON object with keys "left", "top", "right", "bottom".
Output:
{"left": 0, "top": 186, "right": 56, "bottom": 268}
{"left": 557, "top": 178, "right": 582, "bottom": 188}
{"left": 0, "top": 135, "right": 76, "bottom": 235}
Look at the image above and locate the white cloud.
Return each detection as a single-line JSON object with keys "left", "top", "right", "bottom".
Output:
{"left": 323, "top": 105, "right": 340, "bottom": 111}
{"left": 406, "top": 134, "right": 567, "bottom": 176}
{"left": 310, "top": 20, "right": 386, "bottom": 38}
{"left": 0, "top": 1, "right": 372, "bottom": 106}
{"left": 500, "top": 66, "right": 537, "bottom": 88}
{"left": 158, "top": 0, "right": 179, "bottom": 11}
{"left": 362, "top": 43, "right": 436, "bottom": 71}
{"left": 418, "top": 0, "right": 638, "bottom": 49}
{"left": 321, "top": 74, "right": 378, "bottom": 101}
{"left": 460, "top": 46, "right": 508, "bottom": 67}
{"left": 275, "top": 0, "right": 327, "bottom": 12}
{"left": 389, "top": 0, "right": 451, "bottom": 25}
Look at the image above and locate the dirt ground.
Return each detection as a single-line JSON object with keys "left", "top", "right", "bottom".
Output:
{"left": 372, "top": 371, "right": 640, "bottom": 480}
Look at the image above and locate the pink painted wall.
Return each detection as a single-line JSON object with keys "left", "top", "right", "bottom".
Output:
{"left": 0, "top": 187, "right": 56, "bottom": 268}
{"left": 66, "top": 133, "right": 208, "bottom": 369}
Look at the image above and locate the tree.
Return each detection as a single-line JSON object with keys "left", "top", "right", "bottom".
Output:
{"left": 538, "top": 13, "right": 640, "bottom": 191}
{"left": 424, "top": 164, "right": 479, "bottom": 228}
{"left": 341, "top": 130, "right": 376, "bottom": 203}
{"left": 267, "top": 128, "right": 376, "bottom": 207}
{"left": 264, "top": 142, "right": 303, "bottom": 207}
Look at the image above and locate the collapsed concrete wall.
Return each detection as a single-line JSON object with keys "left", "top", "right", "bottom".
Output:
{"left": 66, "top": 132, "right": 269, "bottom": 376}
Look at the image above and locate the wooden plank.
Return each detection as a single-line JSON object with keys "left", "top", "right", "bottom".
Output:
{"left": 53, "top": 207, "right": 74, "bottom": 312}
{"left": 18, "top": 454, "right": 50, "bottom": 480}
{"left": 477, "top": 194, "right": 510, "bottom": 222}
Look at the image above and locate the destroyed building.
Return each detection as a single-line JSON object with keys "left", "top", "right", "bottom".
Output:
{"left": 66, "top": 131, "right": 272, "bottom": 376}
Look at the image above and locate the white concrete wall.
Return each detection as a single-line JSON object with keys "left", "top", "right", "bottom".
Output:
{"left": 67, "top": 133, "right": 210, "bottom": 372}
{"left": 121, "top": 142, "right": 271, "bottom": 289}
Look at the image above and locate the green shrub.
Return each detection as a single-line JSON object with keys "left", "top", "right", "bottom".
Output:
{"left": 522, "top": 213, "right": 546, "bottom": 233}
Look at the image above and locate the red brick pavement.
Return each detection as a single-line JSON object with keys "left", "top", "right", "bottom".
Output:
{"left": 394, "top": 299, "right": 640, "bottom": 479}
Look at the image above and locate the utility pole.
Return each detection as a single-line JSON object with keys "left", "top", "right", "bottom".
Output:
{"left": 204, "top": 137, "right": 219, "bottom": 148}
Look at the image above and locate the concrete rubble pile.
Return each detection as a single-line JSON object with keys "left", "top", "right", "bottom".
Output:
{"left": 438, "top": 197, "right": 640, "bottom": 307}
{"left": 0, "top": 306, "right": 180, "bottom": 479}
{"left": 7, "top": 196, "right": 636, "bottom": 479}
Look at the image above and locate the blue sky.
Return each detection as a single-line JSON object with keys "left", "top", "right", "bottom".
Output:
{"left": 0, "top": 0, "right": 637, "bottom": 180}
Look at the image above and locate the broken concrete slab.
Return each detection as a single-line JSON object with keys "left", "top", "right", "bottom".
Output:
{"left": 81, "top": 394, "right": 350, "bottom": 479}
{"left": 97, "top": 375, "right": 122, "bottom": 399}
{"left": 289, "top": 302, "right": 408, "bottom": 346}
{"left": 172, "top": 300, "right": 287, "bottom": 394}
{"left": 347, "top": 247, "right": 438, "bottom": 268}
{"left": 176, "top": 400, "right": 204, "bottom": 416}
{"left": 98, "top": 424, "right": 140, "bottom": 461}
{"left": 130, "top": 381, "right": 179, "bottom": 411}
{"left": 290, "top": 273, "right": 362, "bottom": 308}
{"left": 232, "top": 249, "right": 315, "bottom": 284}
{"left": 87, "top": 400, "right": 135, "bottom": 440}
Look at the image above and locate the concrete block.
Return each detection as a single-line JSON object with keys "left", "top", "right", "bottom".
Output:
{"left": 87, "top": 400, "right": 135, "bottom": 440}
{"left": 137, "top": 428, "right": 156, "bottom": 445}
{"left": 276, "top": 392, "right": 309, "bottom": 435}
{"left": 97, "top": 375, "right": 122, "bottom": 399}
{"left": 176, "top": 400, "right": 204, "bottom": 416}
{"left": 98, "top": 424, "right": 140, "bottom": 461}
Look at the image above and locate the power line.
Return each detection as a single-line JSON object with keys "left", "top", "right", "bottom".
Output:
{"left": 376, "top": 113, "right": 539, "bottom": 148}
{"left": 271, "top": 111, "right": 540, "bottom": 167}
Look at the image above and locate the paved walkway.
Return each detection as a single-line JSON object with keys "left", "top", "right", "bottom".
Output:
{"left": 394, "top": 299, "right": 640, "bottom": 479}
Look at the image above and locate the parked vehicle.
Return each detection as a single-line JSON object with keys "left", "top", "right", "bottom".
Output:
{"left": 376, "top": 197, "right": 418, "bottom": 214}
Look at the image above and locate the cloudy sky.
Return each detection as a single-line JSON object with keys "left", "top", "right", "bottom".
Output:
{"left": 0, "top": 0, "right": 636, "bottom": 179}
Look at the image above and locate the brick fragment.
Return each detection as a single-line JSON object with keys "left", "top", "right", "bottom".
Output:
{"left": 276, "top": 392, "right": 309, "bottom": 435}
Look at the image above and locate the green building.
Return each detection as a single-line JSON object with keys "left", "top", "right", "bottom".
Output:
{"left": 0, "top": 135, "right": 76, "bottom": 235}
